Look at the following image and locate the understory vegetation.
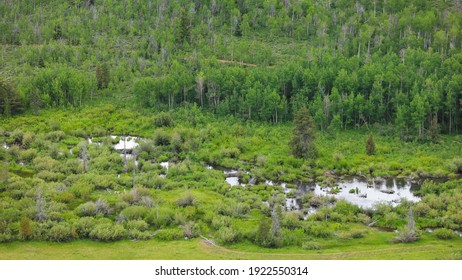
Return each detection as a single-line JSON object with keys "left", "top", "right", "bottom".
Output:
{"left": 0, "top": 107, "right": 461, "bottom": 252}
{"left": 1, "top": 0, "right": 462, "bottom": 258}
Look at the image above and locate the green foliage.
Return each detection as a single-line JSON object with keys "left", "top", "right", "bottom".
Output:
{"left": 448, "top": 158, "right": 462, "bottom": 174}
{"left": 290, "top": 107, "right": 317, "bottom": 159}
{"left": 176, "top": 192, "right": 196, "bottom": 208}
{"left": 120, "top": 206, "right": 150, "bottom": 220}
{"left": 153, "top": 112, "right": 175, "bottom": 128}
{"left": 255, "top": 216, "right": 283, "bottom": 248}
{"left": 124, "top": 220, "right": 149, "bottom": 232}
{"left": 217, "top": 227, "right": 242, "bottom": 244}
{"left": 0, "top": 0, "right": 462, "bottom": 135}
{"left": 19, "top": 216, "right": 33, "bottom": 240}
{"left": 74, "top": 217, "right": 96, "bottom": 238}
{"left": 433, "top": 228, "right": 458, "bottom": 240}
{"left": 96, "top": 63, "right": 110, "bottom": 90}
{"left": 366, "top": 134, "right": 376, "bottom": 155}
{"left": 89, "top": 223, "right": 126, "bottom": 242}
{"left": 25, "top": 66, "right": 96, "bottom": 108}
{"left": 155, "top": 228, "right": 184, "bottom": 241}
{"left": 304, "top": 223, "right": 332, "bottom": 238}
{"left": 0, "top": 77, "right": 23, "bottom": 117}
{"left": 47, "top": 223, "right": 74, "bottom": 242}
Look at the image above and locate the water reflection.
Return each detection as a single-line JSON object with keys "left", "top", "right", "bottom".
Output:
{"left": 312, "top": 178, "right": 421, "bottom": 208}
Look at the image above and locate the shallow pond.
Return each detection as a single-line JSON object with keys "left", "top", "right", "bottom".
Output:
{"left": 219, "top": 164, "right": 423, "bottom": 210}
{"left": 111, "top": 135, "right": 139, "bottom": 150}
{"left": 223, "top": 169, "right": 245, "bottom": 186}
{"left": 87, "top": 135, "right": 141, "bottom": 150}
{"left": 310, "top": 177, "right": 421, "bottom": 208}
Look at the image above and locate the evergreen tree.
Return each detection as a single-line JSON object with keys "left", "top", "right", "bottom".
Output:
{"left": 366, "top": 134, "right": 376, "bottom": 155}
{"left": 96, "top": 63, "right": 110, "bottom": 90}
{"left": 290, "top": 107, "right": 317, "bottom": 159}
{"left": 0, "top": 77, "right": 23, "bottom": 117}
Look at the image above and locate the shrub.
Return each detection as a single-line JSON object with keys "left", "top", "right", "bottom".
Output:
{"left": 357, "top": 213, "right": 372, "bottom": 225}
{"left": 255, "top": 217, "right": 283, "bottom": 248}
{"left": 47, "top": 223, "right": 74, "bottom": 242}
{"left": 153, "top": 130, "right": 171, "bottom": 146}
{"left": 220, "top": 147, "right": 240, "bottom": 159}
{"left": 282, "top": 212, "right": 302, "bottom": 230}
{"left": 45, "top": 131, "right": 66, "bottom": 142}
{"left": 413, "top": 203, "right": 431, "bottom": 217}
{"left": 176, "top": 192, "right": 196, "bottom": 207}
{"left": 124, "top": 220, "right": 149, "bottom": 231}
{"left": 217, "top": 227, "right": 242, "bottom": 244}
{"left": 127, "top": 229, "right": 151, "bottom": 240}
{"left": 308, "top": 195, "right": 324, "bottom": 208}
{"left": 305, "top": 223, "right": 332, "bottom": 238}
{"left": 120, "top": 206, "right": 149, "bottom": 220}
{"left": 433, "top": 228, "right": 458, "bottom": 240}
{"left": 54, "top": 191, "right": 75, "bottom": 204}
{"left": 0, "top": 232, "right": 14, "bottom": 243}
{"left": 95, "top": 199, "right": 111, "bottom": 215}
{"left": 89, "top": 223, "right": 126, "bottom": 241}
{"left": 182, "top": 221, "right": 200, "bottom": 239}
{"left": 120, "top": 188, "right": 141, "bottom": 205}
{"left": 337, "top": 229, "right": 366, "bottom": 240}
{"left": 74, "top": 217, "right": 96, "bottom": 238}
{"left": 211, "top": 215, "right": 232, "bottom": 230}
{"left": 154, "top": 112, "right": 175, "bottom": 127}
{"left": 76, "top": 202, "right": 96, "bottom": 216}
{"left": 22, "top": 132, "right": 35, "bottom": 148}
{"left": 448, "top": 158, "right": 462, "bottom": 174}
{"left": 282, "top": 228, "right": 306, "bottom": 246}
{"left": 155, "top": 228, "right": 184, "bottom": 241}
{"left": 393, "top": 227, "right": 420, "bottom": 243}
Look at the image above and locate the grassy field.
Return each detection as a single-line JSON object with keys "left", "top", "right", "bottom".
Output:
{"left": 1, "top": 231, "right": 461, "bottom": 260}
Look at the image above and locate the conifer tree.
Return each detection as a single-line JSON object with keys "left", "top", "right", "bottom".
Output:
{"left": 96, "top": 63, "right": 110, "bottom": 89}
{"left": 290, "top": 107, "right": 317, "bottom": 159}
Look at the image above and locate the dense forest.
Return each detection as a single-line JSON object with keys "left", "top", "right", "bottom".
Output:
{"left": 1, "top": 0, "right": 462, "bottom": 138}
{"left": 1, "top": 1, "right": 462, "bottom": 257}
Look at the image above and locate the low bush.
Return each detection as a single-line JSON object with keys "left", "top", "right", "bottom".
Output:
{"left": 336, "top": 229, "right": 366, "bottom": 240}
{"left": 153, "top": 130, "right": 171, "bottom": 146}
{"left": 89, "top": 223, "right": 126, "bottom": 241}
{"left": 433, "top": 228, "right": 458, "bottom": 240}
{"left": 211, "top": 215, "right": 232, "bottom": 230}
{"left": 76, "top": 202, "right": 96, "bottom": 216}
{"left": 217, "top": 227, "right": 242, "bottom": 244}
{"left": 304, "top": 223, "right": 332, "bottom": 238}
{"left": 153, "top": 112, "right": 175, "bottom": 128}
{"left": 155, "top": 228, "right": 184, "bottom": 241}
{"left": 47, "top": 223, "right": 74, "bottom": 242}
{"left": 182, "top": 221, "right": 200, "bottom": 238}
{"left": 393, "top": 227, "right": 420, "bottom": 243}
{"left": 176, "top": 192, "right": 196, "bottom": 207}
{"left": 124, "top": 220, "right": 150, "bottom": 231}
{"left": 448, "top": 158, "right": 462, "bottom": 174}
{"left": 120, "top": 205, "right": 149, "bottom": 220}
{"left": 74, "top": 217, "right": 96, "bottom": 238}
{"left": 127, "top": 229, "right": 151, "bottom": 240}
